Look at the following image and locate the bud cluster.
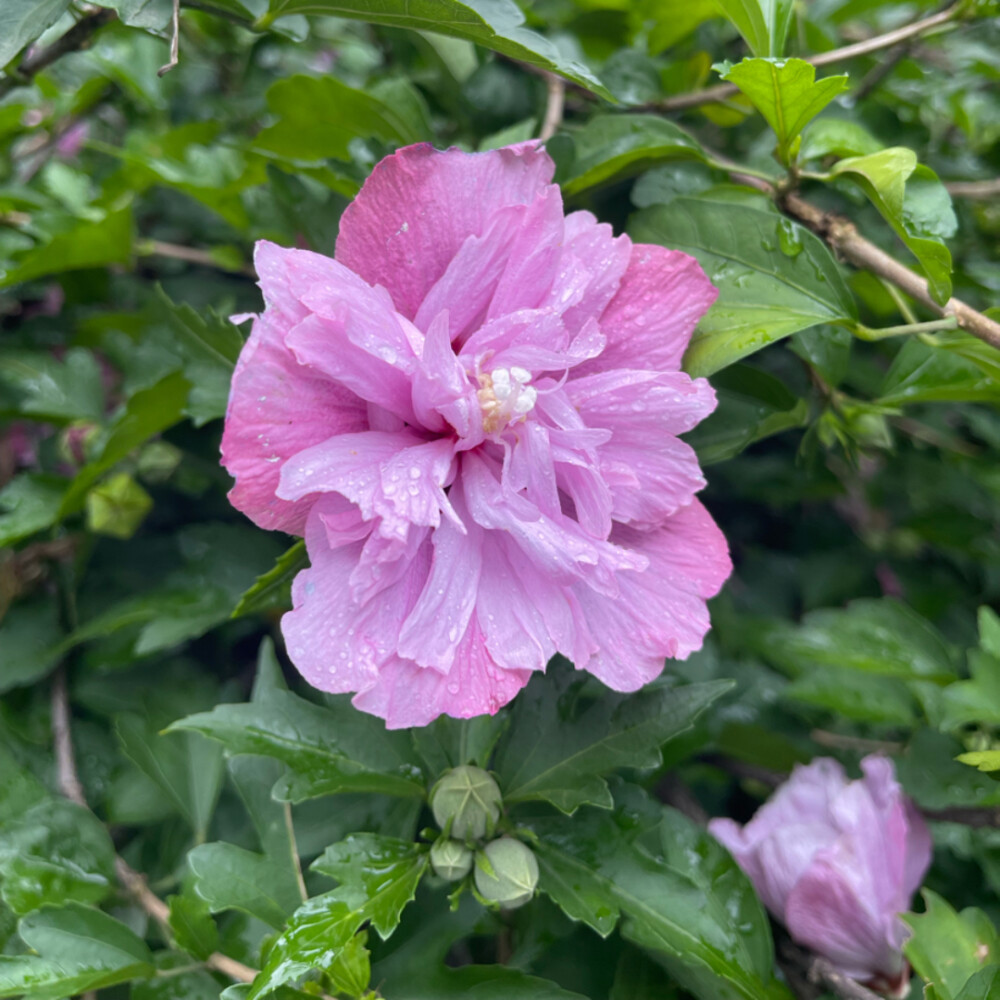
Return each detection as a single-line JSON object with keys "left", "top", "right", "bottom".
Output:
{"left": 428, "top": 765, "right": 539, "bottom": 910}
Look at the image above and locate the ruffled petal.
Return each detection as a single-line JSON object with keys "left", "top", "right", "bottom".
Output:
{"left": 572, "top": 500, "right": 731, "bottom": 690}
{"left": 220, "top": 307, "right": 367, "bottom": 534}
{"left": 281, "top": 497, "right": 431, "bottom": 695}
{"left": 578, "top": 244, "right": 717, "bottom": 376}
{"left": 336, "top": 142, "right": 555, "bottom": 320}
{"left": 351, "top": 617, "right": 533, "bottom": 729}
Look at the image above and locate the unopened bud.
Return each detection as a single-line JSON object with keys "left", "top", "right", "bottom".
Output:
{"left": 430, "top": 839, "right": 473, "bottom": 881}
{"left": 431, "top": 765, "right": 502, "bottom": 840}
{"left": 474, "top": 837, "right": 538, "bottom": 910}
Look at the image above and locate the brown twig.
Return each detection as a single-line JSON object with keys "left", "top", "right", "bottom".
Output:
{"left": 0, "top": 8, "right": 117, "bottom": 100}
{"left": 50, "top": 670, "right": 257, "bottom": 985}
{"left": 137, "top": 238, "right": 255, "bottom": 277}
{"left": 158, "top": 0, "right": 181, "bottom": 76}
{"left": 945, "top": 178, "right": 1000, "bottom": 199}
{"left": 650, "top": 3, "right": 963, "bottom": 112}
{"left": 538, "top": 72, "right": 566, "bottom": 142}
{"left": 810, "top": 730, "right": 904, "bottom": 754}
{"left": 809, "top": 957, "right": 885, "bottom": 1000}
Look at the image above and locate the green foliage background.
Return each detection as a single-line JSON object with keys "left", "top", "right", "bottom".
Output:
{"left": 1, "top": 0, "right": 1000, "bottom": 997}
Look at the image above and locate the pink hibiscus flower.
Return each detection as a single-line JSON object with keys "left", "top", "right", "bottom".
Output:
{"left": 221, "top": 142, "right": 730, "bottom": 728}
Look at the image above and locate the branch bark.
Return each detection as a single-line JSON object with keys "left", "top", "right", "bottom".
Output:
{"left": 538, "top": 72, "right": 566, "bottom": 142}
{"left": 0, "top": 8, "right": 117, "bottom": 100}
{"left": 650, "top": 3, "right": 963, "bottom": 112}
{"left": 50, "top": 670, "right": 257, "bottom": 985}
{"left": 945, "top": 178, "right": 1000, "bottom": 199}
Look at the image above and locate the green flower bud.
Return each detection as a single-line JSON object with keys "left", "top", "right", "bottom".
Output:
{"left": 430, "top": 839, "right": 474, "bottom": 881}
{"left": 431, "top": 765, "right": 502, "bottom": 840}
{"left": 474, "top": 837, "right": 538, "bottom": 910}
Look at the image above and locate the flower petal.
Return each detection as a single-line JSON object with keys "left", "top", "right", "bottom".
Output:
{"left": 220, "top": 307, "right": 367, "bottom": 534}
{"left": 579, "top": 243, "right": 718, "bottom": 375}
{"left": 352, "top": 617, "right": 533, "bottom": 729}
{"left": 336, "top": 142, "right": 555, "bottom": 320}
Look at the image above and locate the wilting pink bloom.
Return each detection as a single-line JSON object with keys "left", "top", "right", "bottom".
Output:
{"left": 709, "top": 756, "right": 932, "bottom": 995}
{"left": 54, "top": 120, "right": 89, "bottom": 160}
{"left": 222, "top": 142, "right": 729, "bottom": 727}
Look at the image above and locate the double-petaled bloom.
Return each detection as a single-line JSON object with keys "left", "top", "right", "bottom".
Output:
{"left": 222, "top": 141, "right": 730, "bottom": 727}
{"left": 710, "top": 756, "right": 932, "bottom": 995}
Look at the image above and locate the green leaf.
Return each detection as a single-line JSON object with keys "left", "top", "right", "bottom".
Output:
{"left": 758, "top": 598, "right": 956, "bottom": 681}
{"left": 830, "top": 149, "right": 956, "bottom": 305}
{"left": 59, "top": 370, "right": 190, "bottom": 517}
{"left": 0, "top": 0, "right": 72, "bottom": 70}
{"left": 0, "top": 599, "right": 62, "bottom": 694}
{"left": 232, "top": 540, "right": 307, "bottom": 619}
{"left": 257, "top": 0, "right": 610, "bottom": 99}
{"left": 312, "top": 835, "right": 428, "bottom": 937}
{"left": 156, "top": 286, "right": 242, "bottom": 426}
{"left": 0, "top": 903, "right": 154, "bottom": 1000}
{"left": 396, "top": 966, "right": 591, "bottom": 999}
{"left": 956, "top": 751, "right": 1000, "bottom": 775}
{"left": 646, "top": 0, "right": 720, "bottom": 54}
{"left": 799, "top": 119, "right": 882, "bottom": 162}
{"left": 495, "top": 669, "right": 732, "bottom": 814}
{"left": 168, "top": 893, "right": 220, "bottom": 962}
{"left": 940, "top": 651, "right": 1000, "bottom": 731}
{"left": 116, "top": 713, "right": 224, "bottom": 840}
{"left": 896, "top": 731, "right": 1000, "bottom": 810}
{"left": 0, "top": 209, "right": 133, "bottom": 288}
{"left": 717, "top": 58, "right": 848, "bottom": 164}
{"left": 684, "top": 364, "right": 808, "bottom": 466}
{"left": 530, "top": 796, "right": 787, "bottom": 1000}
{"left": 247, "top": 848, "right": 428, "bottom": 999}
{"left": 254, "top": 75, "right": 427, "bottom": 164}
{"left": 167, "top": 689, "right": 425, "bottom": 800}
{"left": 879, "top": 339, "right": 1000, "bottom": 406}
{"left": 188, "top": 842, "right": 303, "bottom": 929}
{"left": 783, "top": 667, "right": 918, "bottom": 726}
{"left": 904, "top": 891, "right": 999, "bottom": 1000}
{"left": 713, "top": 0, "right": 794, "bottom": 57}
{"left": 955, "top": 966, "right": 1000, "bottom": 1000}
{"left": 0, "top": 798, "right": 116, "bottom": 915}
{"left": 555, "top": 115, "right": 705, "bottom": 196}
{"left": 411, "top": 714, "right": 509, "bottom": 777}
{"left": 0, "top": 347, "right": 105, "bottom": 422}
{"left": 0, "top": 475, "right": 68, "bottom": 548}
{"left": 629, "top": 197, "right": 856, "bottom": 376}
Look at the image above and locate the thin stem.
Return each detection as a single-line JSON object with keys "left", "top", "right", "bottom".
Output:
{"left": 882, "top": 279, "right": 919, "bottom": 325}
{"left": 650, "top": 2, "right": 964, "bottom": 113}
{"left": 703, "top": 157, "right": 779, "bottom": 183}
{"left": 809, "top": 730, "right": 904, "bottom": 754}
{"left": 136, "top": 238, "right": 255, "bottom": 277}
{"left": 52, "top": 669, "right": 88, "bottom": 807}
{"left": 854, "top": 317, "right": 959, "bottom": 340}
{"left": 945, "top": 178, "right": 1000, "bottom": 199}
{"left": 284, "top": 802, "right": 308, "bottom": 902}
{"left": 538, "top": 72, "right": 565, "bottom": 142}
{"left": 158, "top": 0, "right": 181, "bottom": 77}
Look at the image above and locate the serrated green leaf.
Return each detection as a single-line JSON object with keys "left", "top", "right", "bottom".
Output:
{"left": 0, "top": 209, "right": 133, "bottom": 288}
{"left": 232, "top": 540, "right": 307, "bottom": 619}
{"left": 168, "top": 893, "right": 220, "bottom": 961}
{"left": 904, "top": 891, "right": 1000, "bottom": 1000}
{"left": 0, "top": 347, "right": 104, "bottom": 422}
{"left": 0, "top": 475, "right": 67, "bottom": 548}
{"left": 629, "top": 197, "right": 855, "bottom": 376}
{"left": 189, "top": 842, "right": 304, "bottom": 928}
{"left": 555, "top": 115, "right": 705, "bottom": 196}
{"left": 168, "top": 689, "right": 425, "bottom": 800}
{"left": 956, "top": 751, "right": 1000, "bottom": 774}
{"left": 156, "top": 286, "right": 242, "bottom": 427}
{"left": 258, "top": 0, "right": 610, "bottom": 99}
{"left": 116, "top": 712, "right": 225, "bottom": 839}
{"left": 830, "top": 149, "right": 956, "bottom": 305}
{"left": 684, "top": 364, "right": 808, "bottom": 466}
{"left": 0, "top": 903, "right": 154, "bottom": 1000}
{"left": 717, "top": 58, "right": 848, "bottom": 164}
{"left": 758, "top": 598, "right": 956, "bottom": 681}
{"left": 529, "top": 795, "right": 787, "bottom": 1000}
{"left": 247, "top": 849, "right": 428, "bottom": 999}
{"left": 496, "top": 670, "right": 732, "bottom": 814}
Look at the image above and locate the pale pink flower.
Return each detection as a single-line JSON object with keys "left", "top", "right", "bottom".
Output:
{"left": 709, "top": 756, "right": 932, "bottom": 995}
{"left": 222, "top": 142, "right": 729, "bottom": 728}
